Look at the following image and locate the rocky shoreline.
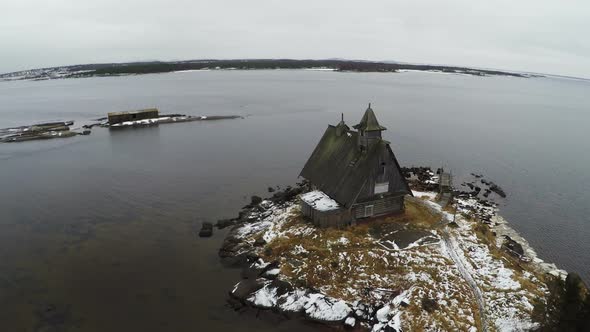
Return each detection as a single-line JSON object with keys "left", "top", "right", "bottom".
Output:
{"left": 217, "top": 183, "right": 307, "bottom": 263}
{"left": 216, "top": 167, "right": 567, "bottom": 331}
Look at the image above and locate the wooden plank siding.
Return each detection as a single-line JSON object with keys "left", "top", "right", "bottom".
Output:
{"left": 352, "top": 195, "right": 404, "bottom": 220}
{"left": 300, "top": 199, "right": 352, "bottom": 228}
{"left": 108, "top": 108, "right": 159, "bottom": 125}
{"left": 355, "top": 146, "right": 410, "bottom": 202}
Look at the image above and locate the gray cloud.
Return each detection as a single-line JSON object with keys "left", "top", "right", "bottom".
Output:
{"left": 1, "top": 0, "right": 589, "bottom": 77}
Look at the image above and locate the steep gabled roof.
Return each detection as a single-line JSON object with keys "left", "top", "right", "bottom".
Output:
{"left": 353, "top": 105, "right": 387, "bottom": 132}
{"left": 386, "top": 144, "right": 414, "bottom": 197}
{"left": 300, "top": 125, "right": 410, "bottom": 208}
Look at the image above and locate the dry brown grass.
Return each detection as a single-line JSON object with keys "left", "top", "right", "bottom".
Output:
{"left": 265, "top": 199, "right": 440, "bottom": 258}
{"left": 443, "top": 204, "right": 457, "bottom": 214}
{"left": 260, "top": 212, "right": 418, "bottom": 299}
{"left": 259, "top": 202, "right": 484, "bottom": 326}
{"left": 465, "top": 218, "right": 549, "bottom": 315}
{"left": 473, "top": 222, "right": 496, "bottom": 245}
{"left": 386, "top": 199, "right": 441, "bottom": 228}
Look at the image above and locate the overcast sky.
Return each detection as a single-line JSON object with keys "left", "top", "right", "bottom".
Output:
{"left": 1, "top": 0, "right": 589, "bottom": 77}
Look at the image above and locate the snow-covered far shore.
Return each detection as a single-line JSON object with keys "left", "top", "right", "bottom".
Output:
{"left": 397, "top": 69, "right": 477, "bottom": 76}
{"left": 172, "top": 69, "right": 212, "bottom": 73}
{"left": 219, "top": 174, "right": 566, "bottom": 331}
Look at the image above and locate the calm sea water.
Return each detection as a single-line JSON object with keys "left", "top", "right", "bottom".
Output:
{"left": 0, "top": 70, "right": 588, "bottom": 331}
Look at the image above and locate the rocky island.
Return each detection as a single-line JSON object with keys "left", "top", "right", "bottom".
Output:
{"left": 216, "top": 106, "right": 587, "bottom": 331}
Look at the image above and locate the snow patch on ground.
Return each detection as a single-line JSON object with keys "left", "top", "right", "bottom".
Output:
{"left": 304, "top": 293, "right": 351, "bottom": 322}
{"left": 228, "top": 188, "right": 551, "bottom": 332}
{"left": 278, "top": 289, "right": 308, "bottom": 313}
{"left": 411, "top": 190, "right": 437, "bottom": 200}
{"left": 344, "top": 316, "right": 356, "bottom": 326}
{"left": 263, "top": 268, "right": 280, "bottom": 277}
{"left": 247, "top": 282, "right": 278, "bottom": 308}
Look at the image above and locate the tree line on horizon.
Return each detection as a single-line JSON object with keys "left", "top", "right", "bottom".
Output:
{"left": 66, "top": 59, "right": 528, "bottom": 78}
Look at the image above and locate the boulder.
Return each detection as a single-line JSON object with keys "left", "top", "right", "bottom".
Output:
{"left": 216, "top": 219, "right": 235, "bottom": 229}
{"left": 303, "top": 293, "right": 352, "bottom": 323}
{"left": 269, "top": 185, "right": 305, "bottom": 204}
{"left": 502, "top": 235, "right": 524, "bottom": 258}
{"left": 218, "top": 235, "right": 252, "bottom": 266}
{"left": 241, "top": 259, "right": 279, "bottom": 279}
{"left": 243, "top": 280, "right": 292, "bottom": 310}
{"left": 230, "top": 279, "right": 266, "bottom": 302}
{"left": 269, "top": 279, "right": 293, "bottom": 295}
{"left": 490, "top": 184, "right": 507, "bottom": 198}
{"left": 198, "top": 222, "right": 213, "bottom": 237}
{"left": 254, "top": 237, "right": 266, "bottom": 247}
{"left": 251, "top": 195, "right": 263, "bottom": 206}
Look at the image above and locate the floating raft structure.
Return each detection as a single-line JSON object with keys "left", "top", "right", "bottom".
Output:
{"left": 0, "top": 121, "right": 90, "bottom": 143}
{"left": 106, "top": 108, "right": 242, "bottom": 128}
{"left": 1, "top": 108, "right": 242, "bottom": 142}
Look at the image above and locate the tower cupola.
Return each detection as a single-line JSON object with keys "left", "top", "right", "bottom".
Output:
{"left": 353, "top": 103, "right": 386, "bottom": 150}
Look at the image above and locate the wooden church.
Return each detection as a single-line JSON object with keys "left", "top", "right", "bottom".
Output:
{"left": 299, "top": 104, "right": 412, "bottom": 228}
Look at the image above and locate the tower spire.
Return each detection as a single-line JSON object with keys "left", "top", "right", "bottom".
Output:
{"left": 353, "top": 104, "right": 386, "bottom": 132}
{"left": 354, "top": 103, "right": 386, "bottom": 151}
{"left": 335, "top": 112, "right": 348, "bottom": 136}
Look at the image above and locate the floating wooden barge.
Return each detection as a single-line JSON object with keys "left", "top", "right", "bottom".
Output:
{"left": 2, "top": 107, "right": 243, "bottom": 142}
{"left": 0, "top": 121, "right": 89, "bottom": 143}
{"left": 106, "top": 108, "right": 243, "bottom": 128}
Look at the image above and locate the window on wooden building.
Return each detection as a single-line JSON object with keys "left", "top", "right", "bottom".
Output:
{"left": 375, "top": 182, "right": 389, "bottom": 194}
{"left": 364, "top": 205, "right": 374, "bottom": 217}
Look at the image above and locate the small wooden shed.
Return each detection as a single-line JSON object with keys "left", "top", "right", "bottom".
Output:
{"left": 300, "top": 191, "right": 353, "bottom": 228}
{"left": 108, "top": 108, "right": 159, "bottom": 125}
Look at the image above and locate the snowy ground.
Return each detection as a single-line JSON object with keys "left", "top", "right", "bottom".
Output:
{"left": 414, "top": 190, "right": 559, "bottom": 331}
{"left": 222, "top": 191, "right": 558, "bottom": 331}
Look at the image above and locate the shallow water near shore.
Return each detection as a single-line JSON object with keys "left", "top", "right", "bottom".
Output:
{"left": 0, "top": 70, "right": 589, "bottom": 331}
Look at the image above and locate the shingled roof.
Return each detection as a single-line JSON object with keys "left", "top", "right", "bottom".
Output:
{"left": 353, "top": 104, "right": 387, "bottom": 132}
{"left": 299, "top": 125, "right": 411, "bottom": 208}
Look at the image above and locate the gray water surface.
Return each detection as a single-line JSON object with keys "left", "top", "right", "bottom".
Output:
{"left": 1, "top": 70, "right": 588, "bottom": 331}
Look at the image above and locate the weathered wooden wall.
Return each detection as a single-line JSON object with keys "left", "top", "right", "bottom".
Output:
{"left": 108, "top": 108, "right": 159, "bottom": 125}
{"left": 300, "top": 200, "right": 352, "bottom": 228}
{"left": 301, "top": 194, "right": 404, "bottom": 227}
{"left": 352, "top": 195, "right": 404, "bottom": 220}
{"left": 356, "top": 146, "right": 408, "bottom": 202}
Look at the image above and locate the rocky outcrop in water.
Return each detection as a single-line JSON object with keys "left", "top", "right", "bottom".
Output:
{"left": 198, "top": 222, "right": 213, "bottom": 237}
{"left": 402, "top": 166, "right": 439, "bottom": 191}
{"left": 218, "top": 182, "right": 307, "bottom": 266}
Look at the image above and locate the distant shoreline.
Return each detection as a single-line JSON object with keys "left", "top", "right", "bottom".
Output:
{"left": 0, "top": 59, "right": 541, "bottom": 82}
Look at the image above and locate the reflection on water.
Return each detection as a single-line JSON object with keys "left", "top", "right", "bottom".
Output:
{"left": 0, "top": 70, "right": 589, "bottom": 330}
